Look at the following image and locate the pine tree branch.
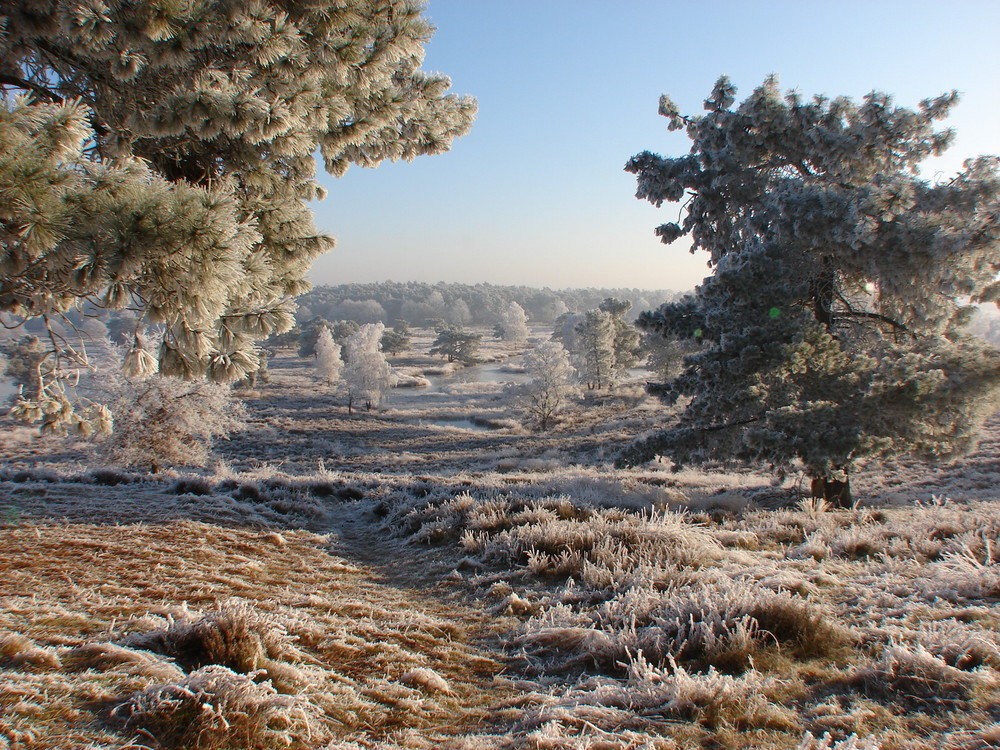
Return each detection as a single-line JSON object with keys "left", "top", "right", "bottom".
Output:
{"left": 833, "top": 289, "right": 915, "bottom": 337}
{"left": 0, "top": 74, "right": 62, "bottom": 103}
{"left": 836, "top": 309, "right": 916, "bottom": 337}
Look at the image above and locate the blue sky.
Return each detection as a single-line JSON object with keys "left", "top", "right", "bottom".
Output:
{"left": 309, "top": 1, "right": 1000, "bottom": 292}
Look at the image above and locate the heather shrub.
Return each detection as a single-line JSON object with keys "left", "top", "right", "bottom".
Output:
{"left": 110, "top": 665, "right": 319, "bottom": 750}
{"left": 119, "top": 601, "right": 310, "bottom": 692}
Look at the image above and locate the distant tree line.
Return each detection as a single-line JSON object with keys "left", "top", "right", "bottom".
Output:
{"left": 293, "top": 282, "right": 676, "bottom": 327}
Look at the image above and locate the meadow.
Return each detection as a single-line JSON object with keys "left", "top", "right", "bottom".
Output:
{"left": 2, "top": 329, "right": 999, "bottom": 750}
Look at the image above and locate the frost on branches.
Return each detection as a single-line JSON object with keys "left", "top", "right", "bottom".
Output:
{"left": 342, "top": 323, "right": 393, "bottom": 413}
{"left": 85, "top": 340, "right": 246, "bottom": 471}
{"left": 622, "top": 76, "right": 1000, "bottom": 502}
{"left": 572, "top": 300, "right": 640, "bottom": 390}
{"left": 509, "top": 341, "right": 576, "bottom": 430}
{"left": 0, "top": 0, "right": 475, "bottom": 431}
{"left": 314, "top": 327, "right": 343, "bottom": 387}
{"left": 495, "top": 301, "right": 530, "bottom": 343}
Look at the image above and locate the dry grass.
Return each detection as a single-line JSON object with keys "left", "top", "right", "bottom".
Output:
{"left": 5, "top": 344, "right": 1000, "bottom": 749}
{"left": 0, "top": 514, "right": 510, "bottom": 749}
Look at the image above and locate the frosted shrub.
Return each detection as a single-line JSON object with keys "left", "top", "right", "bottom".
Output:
{"left": 508, "top": 341, "right": 576, "bottom": 430}
{"left": 120, "top": 600, "right": 310, "bottom": 691}
{"left": 110, "top": 665, "right": 318, "bottom": 750}
{"left": 87, "top": 340, "right": 246, "bottom": 471}
{"left": 518, "top": 578, "right": 846, "bottom": 674}
{"left": 457, "top": 497, "right": 724, "bottom": 576}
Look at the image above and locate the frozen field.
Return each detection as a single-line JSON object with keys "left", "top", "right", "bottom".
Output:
{"left": 2, "top": 336, "right": 1000, "bottom": 749}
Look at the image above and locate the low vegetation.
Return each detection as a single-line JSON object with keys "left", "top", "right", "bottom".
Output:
{"left": 3, "top": 341, "right": 1000, "bottom": 749}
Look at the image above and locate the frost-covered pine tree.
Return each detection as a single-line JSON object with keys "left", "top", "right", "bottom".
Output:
{"left": 342, "top": 323, "right": 392, "bottom": 413}
{"left": 380, "top": 321, "right": 412, "bottom": 355}
{"left": 430, "top": 325, "right": 482, "bottom": 364}
{"left": 510, "top": 341, "right": 576, "bottom": 430}
{"left": 599, "top": 298, "right": 642, "bottom": 373}
{"left": 314, "top": 327, "right": 343, "bottom": 387}
{"left": 0, "top": 0, "right": 475, "bottom": 430}
{"left": 496, "top": 301, "right": 530, "bottom": 343}
{"left": 622, "top": 76, "right": 1000, "bottom": 503}
{"left": 574, "top": 310, "right": 617, "bottom": 390}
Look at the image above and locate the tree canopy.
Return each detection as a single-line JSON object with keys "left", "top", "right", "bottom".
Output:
{"left": 0, "top": 0, "right": 475, "bottom": 430}
{"left": 621, "top": 76, "right": 1000, "bottom": 497}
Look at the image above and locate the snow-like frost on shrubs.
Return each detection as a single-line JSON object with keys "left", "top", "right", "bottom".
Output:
{"left": 84, "top": 339, "right": 247, "bottom": 470}
{"left": 110, "top": 664, "right": 319, "bottom": 750}
{"left": 852, "top": 642, "right": 998, "bottom": 709}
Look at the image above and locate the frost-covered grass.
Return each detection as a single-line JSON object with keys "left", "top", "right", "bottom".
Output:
{"left": 3, "top": 344, "right": 1000, "bottom": 749}
{"left": 0, "top": 500, "right": 507, "bottom": 749}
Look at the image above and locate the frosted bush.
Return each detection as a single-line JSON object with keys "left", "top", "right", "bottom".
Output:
{"left": 110, "top": 665, "right": 319, "bottom": 750}
{"left": 86, "top": 340, "right": 247, "bottom": 471}
{"left": 460, "top": 498, "right": 725, "bottom": 575}
{"left": 517, "top": 577, "right": 846, "bottom": 674}
{"left": 119, "top": 600, "right": 312, "bottom": 692}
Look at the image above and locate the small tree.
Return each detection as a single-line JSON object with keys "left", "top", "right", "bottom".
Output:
{"left": 600, "top": 298, "right": 643, "bottom": 373}
{"left": 621, "top": 76, "right": 1000, "bottom": 503}
{"left": 574, "top": 310, "right": 617, "bottom": 390}
{"left": 86, "top": 341, "right": 245, "bottom": 471}
{"left": 430, "top": 325, "right": 482, "bottom": 364}
{"left": 510, "top": 341, "right": 576, "bottom": 430}
{"left": 1, "top": 336, "right": 49, "bottom": 402}
{"left": 380, "top": 321, "right": 412, "bottom": 355}
{"left": 314, "top": 328, "right": 343, "bottom": 386}
{"left": 342, "top": 323, "right": 392, "bottom": 413}
{"left": 495, "top": 301, "right": 530, "bottom": 344}
{"left": 298, "top": 319, "right": 358, "bottom": 358}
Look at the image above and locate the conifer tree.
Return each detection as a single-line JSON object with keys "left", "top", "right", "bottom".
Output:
{"left": 380, "top": 320, "right": 412, "bottom": 355}
{"left": 574, "top": 310, "right": 616, "bottom": 390}
{"left": 621, "top": 76, "right": 1000, "bottom": 503}
{"left": 0, "top": 0, "right": 475, "bottom": 431}
{"left": 599, "top": 298, "right": 642, "bottom": 374}
{"left": 430, "top": 325, "right": 481, "bottom": 364}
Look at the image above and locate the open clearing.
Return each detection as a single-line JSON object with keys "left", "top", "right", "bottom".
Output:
{"left": 3, "top": 338, "right": 1000, "bottom": 749}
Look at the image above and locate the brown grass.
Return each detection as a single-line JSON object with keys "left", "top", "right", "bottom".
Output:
{"left": 0, "top": 517, "right": 510, "bottom": 749}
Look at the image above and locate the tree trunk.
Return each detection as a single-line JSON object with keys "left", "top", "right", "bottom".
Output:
{"left": 810, "top": 475, "right": 852, "bottom": 508}
{"left": 809, "top": 258, "right": 836, "bottom": 332}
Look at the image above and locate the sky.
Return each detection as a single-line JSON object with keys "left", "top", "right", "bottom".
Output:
{"left": 308, "top": 1, "right": 1000, "bottom": 293}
